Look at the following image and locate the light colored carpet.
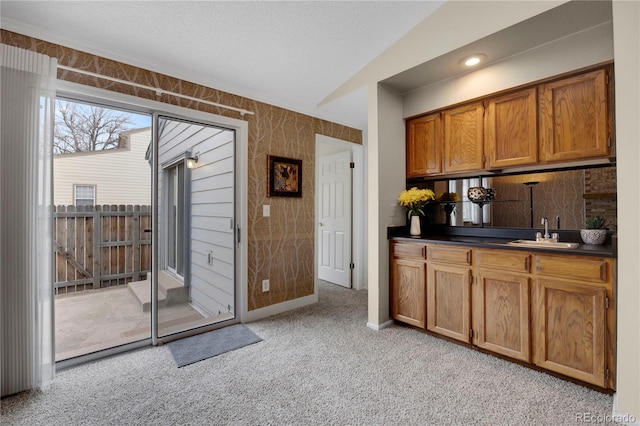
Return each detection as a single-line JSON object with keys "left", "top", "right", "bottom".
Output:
{"left": 1, "top": 281, "right": 618, "bottom": 425}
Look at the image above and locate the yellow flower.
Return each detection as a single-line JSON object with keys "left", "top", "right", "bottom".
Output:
{"left": 398, "top": 187, "right": 435, "bottom": 217}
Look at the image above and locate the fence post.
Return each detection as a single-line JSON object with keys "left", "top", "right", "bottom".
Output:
{"left": 132, "top": 205, "right": 141, "bottom": 282}
{"left": 93, "top": 205, "right": 101, "bottom": 289}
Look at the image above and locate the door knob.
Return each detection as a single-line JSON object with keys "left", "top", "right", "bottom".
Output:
{"left": 318, "top": 223, "right": 324, "bottom": 226}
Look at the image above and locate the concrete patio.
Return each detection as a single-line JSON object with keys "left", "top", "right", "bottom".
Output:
{"left": 55, "top": 285, "right": 232, "bottom": 361}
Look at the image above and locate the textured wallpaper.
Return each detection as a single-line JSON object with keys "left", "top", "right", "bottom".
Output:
{"left": 492, "top": 171, "right": 585, "bottom": 229}
{"left": 2, "top": 30, "right": 362, "bottom": 311}
{"left": 491, "top": 168, "right": 616, "bottom": 230}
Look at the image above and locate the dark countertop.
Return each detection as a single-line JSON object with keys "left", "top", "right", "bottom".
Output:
{"left": 388, "top": 225, "right": 615, "bottom": 258}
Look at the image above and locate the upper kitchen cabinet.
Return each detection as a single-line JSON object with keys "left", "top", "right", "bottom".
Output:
{"left": 443, "top": 102, "right": 485, "bottom": 173}
{"left": 405, "top": 64, "right": 614, "bottom": 179}
{"left": 484, "top": 87, "right": 538, "bottom": 169}
{"left": 406, "top": 113, "right": 442, "bottom": 177}
{"left": 539, "top": 67, "right": 612, "bottom": 163}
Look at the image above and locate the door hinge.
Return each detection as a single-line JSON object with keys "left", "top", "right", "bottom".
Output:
{"left": 349, "top": 262, "right": 355, "bottom": 270}
{"left": 605, "top": 367, "right": 610, "bottom": 380}
{"left": 607, "top": 137, "right": 612, "bottom": 147}
{"left": 470, "top": 328, "right": 474, "bottom": 339}
{"left": 469, "top": 273, "right": 473, "bottom": 285}
{"left": 237, "top": 227, "right": 241, "bottom": 244}
{"left": 605, "top": 74, "right": 609, "bottom": 85}
{"left": 605, "top": 296, "right": 609, "bottom": 309}
{"left": 350, "top": 162, "right": 355, "bottom": 169}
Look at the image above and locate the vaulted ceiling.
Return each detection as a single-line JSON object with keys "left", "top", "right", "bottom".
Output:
{"left": 1, "top": 1, "right": 612, "bottom": 131}
{"left": 0, "top": 1, "right": 444, "bottom": 130}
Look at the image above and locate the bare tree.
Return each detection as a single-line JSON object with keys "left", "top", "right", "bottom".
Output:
{"left": 54, "top": 101, "right": 133, "bottom": 154}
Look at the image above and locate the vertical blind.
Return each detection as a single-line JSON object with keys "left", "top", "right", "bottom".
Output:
{"left": 1, "top": 44, "right": 57, "bottom": 396}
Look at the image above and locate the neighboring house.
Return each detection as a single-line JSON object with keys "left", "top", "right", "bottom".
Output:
{"left": 53, "top": 127, "right": 152, "bottom": 206}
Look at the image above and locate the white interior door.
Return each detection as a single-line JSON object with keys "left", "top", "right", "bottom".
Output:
{"left": 318, "top": 150, "right": 352, "bottom": 287}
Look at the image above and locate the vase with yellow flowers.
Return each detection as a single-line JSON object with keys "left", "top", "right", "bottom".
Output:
{"left": 398, "top": 187, "right": 435, "bottom": 236}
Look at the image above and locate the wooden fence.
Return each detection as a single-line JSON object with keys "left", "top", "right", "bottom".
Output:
{"left": 54, "top": 205, "right": 152, "bottom": 294}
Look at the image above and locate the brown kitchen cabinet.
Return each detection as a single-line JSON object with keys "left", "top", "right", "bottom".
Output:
{"left": 442, "top": 102, "right": 485, "bottom": 173}
{"left": 532, "top": 253, "right": 614, "bottom": 388}
{"left": 473, "top": 249, "right": 532, "bottom": 362}
{"left": 484, "top": 87, "right": 538, "bottom": 169}
{"left": 539, "top": 67, "right": 612, "bottom": 163}
{"left": 389, "top": 240, "right": 615, "bottom": 389}
{"left": 390, "top": 241, "right": 427, "bottom": 329}
{"left": 406, "top": 113, "right": 442, "bottom": 177}
{"left": 426, "top": 245, "right": 472, "bottom": 343}
{"left": 405, "top": 64, "right": 614, "bottom": 178}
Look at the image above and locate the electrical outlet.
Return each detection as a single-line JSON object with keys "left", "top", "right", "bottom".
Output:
{"left": 263, "top": 205, "right": 270, "bottom": 217}
{"left": 262, "top": 279, "right": 270, "bottom": 292}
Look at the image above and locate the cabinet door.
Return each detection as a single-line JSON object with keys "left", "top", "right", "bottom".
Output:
{"left": 485, "top": 88, "right": 538, "bottom": 169}
{"left": 474, "top": 271, "right": 530, "bottom": 362}
{"left": 406, "top": 113, "right": 442, "bottom": 177}
{"left": 427, "top": 263, "right": 470, "bottom": 343}
{"left": 391, "top": 258, "right": 426, "bottom": 329}
{"left": 443, "top": 102, "right": 484, "bottom": 173}
{"left": 540, "top": 68, "right": 610, "bottom": 163}
{"left": 534, "top": 278, "right": 607, "bottom": 387}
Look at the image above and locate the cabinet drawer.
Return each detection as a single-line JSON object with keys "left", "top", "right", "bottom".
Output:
{"left": 393, "top": 242, "right": 426, "bottom": 259}
{"left": 476, "top": 249, "right": 531, "bottom": 273}
{"left": 534, "top": 254, "right": 611, "bottom": 284}
{"left": 427, "top": 245, "right": 472, "bottom": 265}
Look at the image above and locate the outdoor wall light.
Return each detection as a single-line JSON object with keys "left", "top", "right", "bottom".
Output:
{"left": 186, "top": 153, "right": 199, "bottom": 169}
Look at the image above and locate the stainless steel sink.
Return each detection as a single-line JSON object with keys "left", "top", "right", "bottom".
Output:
{"left": 506, "top": 239, "right": 580, "bottom": 249}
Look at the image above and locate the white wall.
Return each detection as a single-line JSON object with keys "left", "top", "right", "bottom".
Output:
{"left": 404, "top": 22, "right": 613, "bottom": 117}
{"left": 367, "top": 83, "right": 405, "bottom": 329}
{"left": 612, "top": 0, "right": 640, "bottom": 420}
{"left": 53, "top": 128, "right": 151, "bottom": 205}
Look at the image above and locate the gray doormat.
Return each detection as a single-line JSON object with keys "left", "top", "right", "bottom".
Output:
{"left": 167, "top": 324, "right": 262, "bottom": 367}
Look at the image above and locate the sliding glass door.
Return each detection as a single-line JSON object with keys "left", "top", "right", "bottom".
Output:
{"left": 52, "top": 97, "right": 153, "bottom": 361}
{"left": 156, "top": 116, "right": 237, "bottom": 338}
{"left": 53, "top": 95, "right": 238, "bottom": 363}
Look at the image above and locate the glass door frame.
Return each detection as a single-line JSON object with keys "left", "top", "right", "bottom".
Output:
{"left": 55, "top": 82, "right": 247, "bottom": 368}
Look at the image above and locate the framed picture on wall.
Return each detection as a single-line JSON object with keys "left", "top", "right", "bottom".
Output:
{"left": 268, "top": 155, "right": 302, "bottom": 197}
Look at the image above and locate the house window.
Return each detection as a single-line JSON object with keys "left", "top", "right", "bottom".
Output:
{"left": 74, "top": 184, "right": 96, "bottom": 206}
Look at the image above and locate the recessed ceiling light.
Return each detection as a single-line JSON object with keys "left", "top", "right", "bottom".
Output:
{"left": 460, "top": 54, "right": 487, "bottom": 67}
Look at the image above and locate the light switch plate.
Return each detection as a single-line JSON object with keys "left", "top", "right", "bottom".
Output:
{"left": 263, "top": 205, "right": 270, "bottom": 217}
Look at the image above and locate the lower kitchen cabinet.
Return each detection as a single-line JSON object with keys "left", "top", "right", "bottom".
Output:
{"left": 389, "top": 241, "right": 616, "bottom": 390}
{"left": 532, "top": 253, "right": 614, "bottom": 388}
{"left": 427, "top": 245, "right": 472, "bottom": 343}
{"left": 390, "top": 241, "right": 427, "bottom": 329}
{"left": 533, "top": 278, "right": 607, "bottom": 387}
{"left": 473, "top": 271, "right": 531, "bottom": 362}
{"left": 427, "top": 262, "right": 471, "bottom": 343}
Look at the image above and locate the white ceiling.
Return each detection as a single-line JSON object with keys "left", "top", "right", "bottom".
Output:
{"left": 0, "top": 1, "right": 444, "bottom": 130}
{"left": 381, "top": 0, "right": 613, "bottom": 94}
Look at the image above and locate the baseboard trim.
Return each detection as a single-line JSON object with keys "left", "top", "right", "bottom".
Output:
{"left": 612, "top": 394, "right": 640, "bottom": 425}
{"left": 244, "top": 293, "right": 318, "bottom": 323}
{"left": 366, "top": 319, "right": 394, "bottom": 331}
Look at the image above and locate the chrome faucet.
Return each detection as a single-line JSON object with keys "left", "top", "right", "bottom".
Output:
{"left": 541, "top": 217, "right": 550, "bottom": 239}
{"left": 536, "top": 217, "right": 559, "bottom": 242}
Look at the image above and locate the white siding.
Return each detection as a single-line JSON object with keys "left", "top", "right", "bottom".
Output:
{"left": 53, "top": 128, "right": 152, "bottom": 205}
{"left": 157, "top": 117, "right": 235, "bottom": 317}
